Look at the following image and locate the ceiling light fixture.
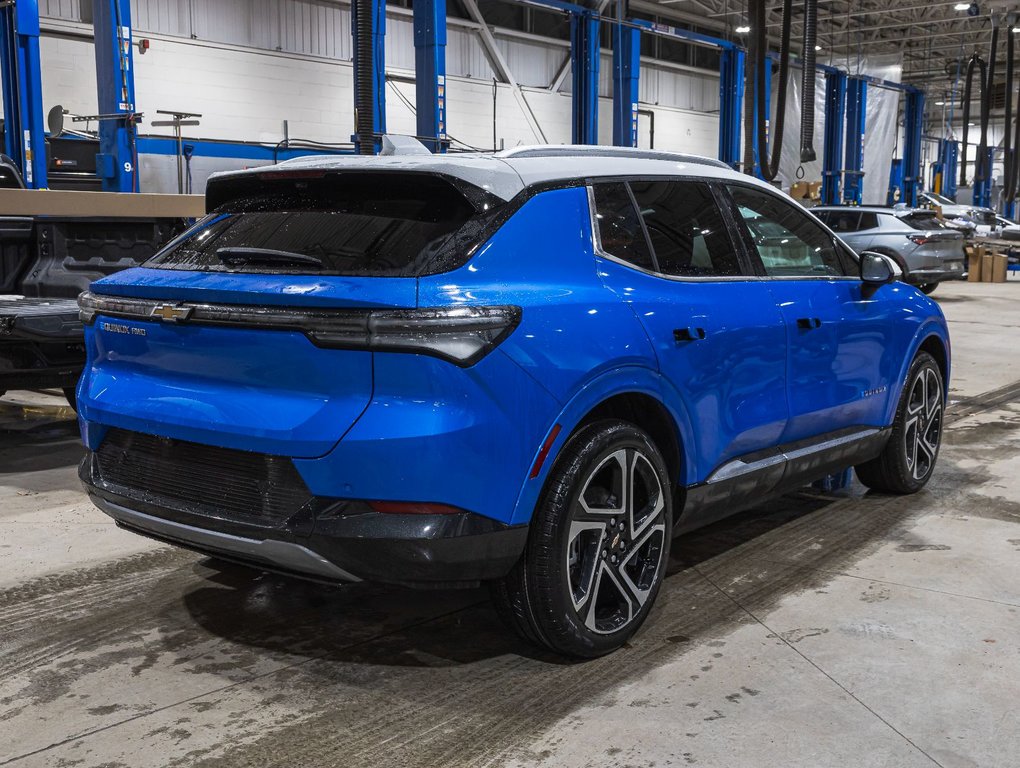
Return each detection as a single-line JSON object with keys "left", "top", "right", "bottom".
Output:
{"left": 735, "top": 24, "right": 751, "bottom": 33}
{"left": 814, "top": 45, "right": 822, "bottom": 51}
{"left": 954, "top": 2, "right": 970, "bottom": 8}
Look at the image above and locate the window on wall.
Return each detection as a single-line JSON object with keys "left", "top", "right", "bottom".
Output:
{"left": 728, "top": 186, "right": 846, "bottom": 277}
{"left": 629, "top": 180, "right": 743, "bottom": 277}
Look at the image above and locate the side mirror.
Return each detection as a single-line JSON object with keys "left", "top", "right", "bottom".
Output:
{"left": 860, "top": 251, "right": 902, "bottom": 285}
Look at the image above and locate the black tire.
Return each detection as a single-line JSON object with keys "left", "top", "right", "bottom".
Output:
{"left": 855, "top": 352, "right": 944, "bottom": 494}
{"left": 918, "top": 283, "right": 938, "bottom": 295}
{"left": 63, "top": 387, "right": 77, "bottom": 411}
{"left": 491, "top": 419, "right": 672, "bottom": 658}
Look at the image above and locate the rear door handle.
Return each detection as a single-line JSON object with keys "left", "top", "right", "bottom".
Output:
{"left": 673, "top": 327, "right": 707, "bottom": 342}
{"left": 796, "top": 317, "right": 822, "bottom": 330}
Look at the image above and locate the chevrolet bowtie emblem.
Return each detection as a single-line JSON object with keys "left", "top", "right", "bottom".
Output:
{"left": 151, "top": 303, "right": 194, "bottom": 322}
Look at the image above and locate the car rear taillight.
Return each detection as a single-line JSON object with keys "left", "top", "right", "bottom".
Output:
{"left": 908, "top": 234, "right": 931, "bottom": 245}
{"left": 309, "top": 306, "right": 522, "bottom": 367}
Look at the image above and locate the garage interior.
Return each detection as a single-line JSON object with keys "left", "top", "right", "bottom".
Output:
{"left": 2, "top": 0, "right": 1020, "bottom": 766}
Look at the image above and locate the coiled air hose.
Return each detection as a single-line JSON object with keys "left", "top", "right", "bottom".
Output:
{"left": 354, "top": 0, "right": 376, "bottom": 155}
{"left": 1005, "top": 29, "right": 1020, "bottom": 203}
{"left": 959, "top": 55, "right": 986, "bottom": 188}
{"left": 743, "top": 0, "right": 794, "bottom": 181}
{"left": 799, "top": 0, "right": 818, "bottom": 163}
{"left": 976, "top": 23, "right": 999, "bottom": 188}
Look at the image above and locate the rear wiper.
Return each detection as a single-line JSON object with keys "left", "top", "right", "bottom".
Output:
{"left": 216, "top": 247, "right": 324, "bottom": 268}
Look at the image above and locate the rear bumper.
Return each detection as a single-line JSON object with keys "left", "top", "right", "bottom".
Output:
{"left": 80, "top": 452, "right": 528, "bottom": 587}
{"left": 905, "top": 265, "right": 966, "bottom": 284}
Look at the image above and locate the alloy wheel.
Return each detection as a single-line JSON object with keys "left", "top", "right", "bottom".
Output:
{"left": 565, "top": 448, "right": 667, "bottom": 635}
{"left": 904, "top": 367, "right": 943, "bottom": 481}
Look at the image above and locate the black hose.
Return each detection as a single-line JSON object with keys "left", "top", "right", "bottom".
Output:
{"left": 1011, "top": 70, "right": 1020, "bottom": 201}
{"left": 743, "top": 0, "right": 792, "bottom": 181}
{"left": 354, "top": 0, "right": 376, "bottom": 155}
{"left": 976, "top": 23, "right": 999, "bottom": 186}
{"left": 742, "top": 1, "right": 759, "bottom": 175}
{"left": 959, "top": 55, "right": 986, "bottom": 188}
{"left": 1005, "top": 31, "right": 1016, "bottom": 201}
{"left": 757, "top": 0, "right": 793, "bottom": 181}
{"left": 799, "top": 0, "right": 818, "bottom": 163}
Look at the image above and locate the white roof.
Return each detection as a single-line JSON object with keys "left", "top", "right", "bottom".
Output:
{"left": 211, "top": 143, "right": 773, "bottom": 202}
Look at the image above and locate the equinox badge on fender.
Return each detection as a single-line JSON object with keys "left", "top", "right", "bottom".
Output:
{"left": 150, "top": 304, "right": 194, "bottom": 322}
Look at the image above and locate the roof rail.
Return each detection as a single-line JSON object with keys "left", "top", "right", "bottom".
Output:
{"left": 496, "top": 145, "right": 731, "bottom": 170}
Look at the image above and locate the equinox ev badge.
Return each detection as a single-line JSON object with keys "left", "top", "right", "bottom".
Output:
{"left": 151, "top": 304, "right": 194, "bottom": 322}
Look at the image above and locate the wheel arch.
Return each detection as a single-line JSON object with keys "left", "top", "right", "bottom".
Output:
{"left": 508, "top": 366, "right": 696, "bottom": 526}
{"left": 885, "top": 323, "right": 951, "bottom": 425}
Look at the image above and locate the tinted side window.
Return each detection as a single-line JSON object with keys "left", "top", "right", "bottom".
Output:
{"left": 818, "top": 210, "right": 861, "bottom": 233}
{"left": 728, "top": 186, "right": 845, "bottom": 277}
{"left": 857, "top": 212, "right": 879, "bottom": 230}
{"left": 629, "top": 180, "right": 744, "bottom": 276}
{"left": 592, "top": 183, "right": 656, "bottom": 271}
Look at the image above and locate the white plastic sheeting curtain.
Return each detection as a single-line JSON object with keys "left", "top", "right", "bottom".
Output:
{"left": 776, "top": 53, "right": 903, "bottom": 205}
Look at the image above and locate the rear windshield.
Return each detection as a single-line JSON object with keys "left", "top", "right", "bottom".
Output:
{"left": 147, "top": 172, "right": 483, "bottom": 277}
{"left": 900, "top": 212, "right": 948, "bottom": 231}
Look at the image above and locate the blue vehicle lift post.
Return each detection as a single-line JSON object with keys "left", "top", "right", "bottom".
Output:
{"left": 843, "top": 77, "right": 866, "bottom": 205}
{"left": 718, "top": 47, "right": 744, "bottom": 170}
{"left": 820, "top": 70, "right": 847, "bottom": 206}
{"left": 902, "top": 89, "right": 924, "bottom": 208}
{"left": 0, "top": 0, "right": 47, "bottom": 188}
{"left": 929, "top": 139, "right": 957, "bottom": 199}
{"left": 973, "top": 147, "right": 994, "bottom": 209}
{"left": 92, "top": 0, "right": 139, "bottom": 192}
{"left": 612, "top": 23, "right": 640, "bottom": 147}
{"left": 413, "top": 0, "right": 447, "bottom": 153}
{"left": 570, "top": 10, "right": 600, "bottom": 145}
{"left": 351, "top": 0, "right": 386, "bottom": 154}
{"left": 627, "top": 18, "right": 743, "bottom": 168}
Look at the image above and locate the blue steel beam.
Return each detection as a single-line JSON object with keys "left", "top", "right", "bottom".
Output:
{"left": 821, "top": 70, "right": 846, "bottom": 206}
{"left": 92, "top": 0, "right": 139, "bottom": 192}
{"left": 351, "top": 0, "right": 386, "bottom": 154}
{"left": 612, "top": 23, "right": 640, "bottom": 148}
{"left": 902, "top": 89, "right": 924, "bottom": 208}
{"left": 413, "top": 0, "right": 447, "bottom": 153}
{"left": 570, "top": 11, "right": 600, "bottom": 145}
{"left": 718, "top": 47, "right": 744, "bottom": 169}
{"left": 0, "top": 0, "right": 47, "bottom": 188}
{"left": 843, "top": 77, "right": 866, "bottom": 205}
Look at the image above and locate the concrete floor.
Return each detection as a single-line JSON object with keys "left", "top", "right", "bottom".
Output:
{"left": 1, "top": 279, "right": 1018, "bottom": 768}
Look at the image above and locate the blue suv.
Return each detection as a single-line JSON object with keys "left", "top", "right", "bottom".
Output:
{"left": 77, "top": 146, "right": 950, "bottom": 657}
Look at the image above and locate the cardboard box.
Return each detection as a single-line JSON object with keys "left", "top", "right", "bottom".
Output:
{"left": 790, "top": 181, "right": 809, "bottom": 200}
{"left": 968, "top": 246, "right": 984, "bottom": 281}
{"left": 981, "top": 252, "right": 994, "bottom": 282}
{"left": 993, "top": 253, "right": 1008, "bottom": 282}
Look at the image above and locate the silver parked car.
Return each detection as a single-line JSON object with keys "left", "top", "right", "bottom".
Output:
{"left": 814, "top": 206, "right": 966, "bottom": 295}
{"left": 917, "top": 190, "right": 997, "bottom": 234}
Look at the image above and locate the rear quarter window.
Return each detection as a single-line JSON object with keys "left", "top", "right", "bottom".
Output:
{"left": 148, "top": 172, "right": 484, "bottom": 277}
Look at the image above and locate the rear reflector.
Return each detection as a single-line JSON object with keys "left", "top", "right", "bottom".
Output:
{"left": 368, "top": 501, "right": 463, "bottom": 515}
{"left": 530, "top": 424, "right": 562, "bottom": 479}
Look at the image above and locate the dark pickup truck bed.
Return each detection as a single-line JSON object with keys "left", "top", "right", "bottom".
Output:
{"left": 0, "top": 211, "right": 186, "bottom": 406}
{"left": 0, "top": 296, "right": 83, "bottom": 398}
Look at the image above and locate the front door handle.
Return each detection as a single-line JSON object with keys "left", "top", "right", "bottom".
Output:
{"left": 674, "top": 327, "right": 707, "bottom": 342}
{"left": 796, "top": 317, "right": 822, "bottom": 330}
